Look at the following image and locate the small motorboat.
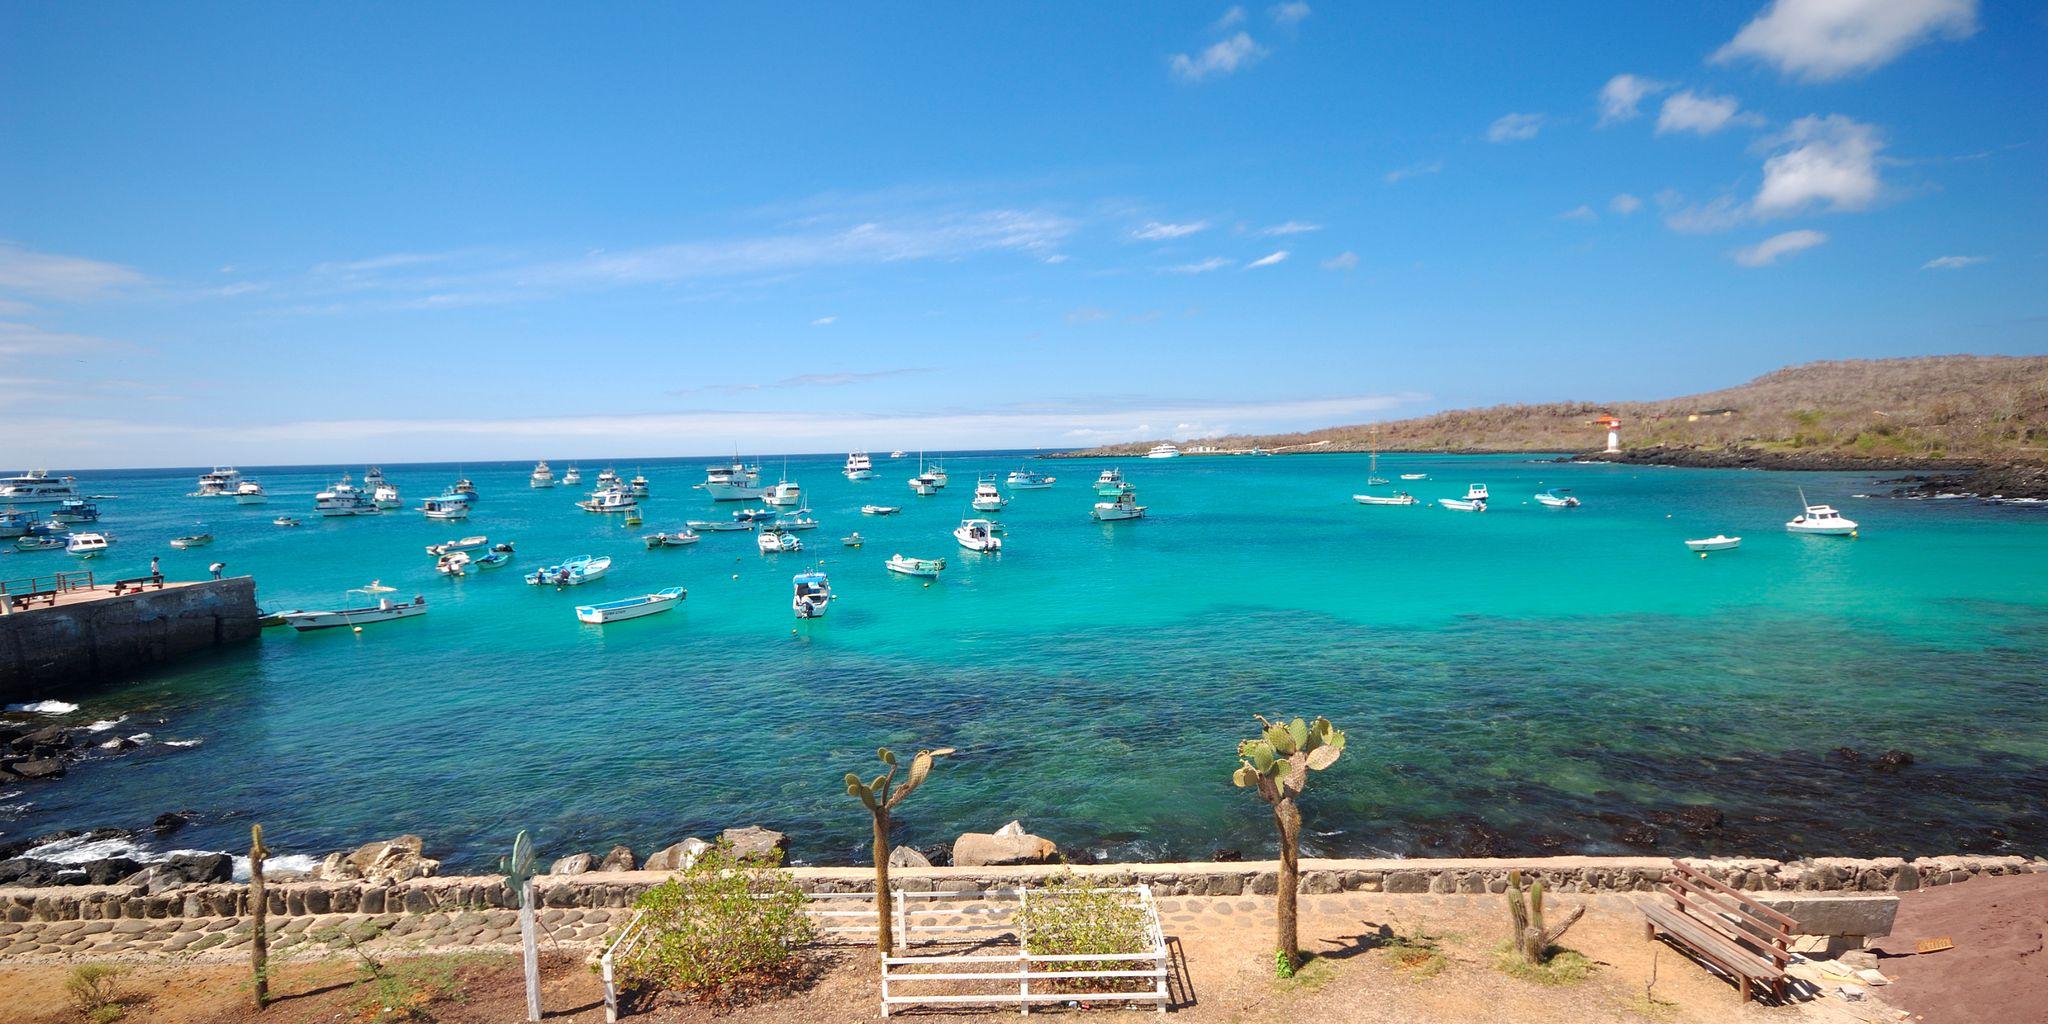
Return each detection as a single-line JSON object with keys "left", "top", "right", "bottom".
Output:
{"left": 792, "top": 571, "right": 831, "bottom": 618}
{"left": 577, "top": 488, "right": 638, "bottom": 514}
{"left": 1091, "top": 491, "right": 1147, "bottom": 521}
{"left": 733, "top": 508, "right": 778, "bottom": 523}
{"left": 435, "top": 551, "right": 471, "bottom": 576}
{"left": 1535, "top": 489, "right": 1581, "bottom": 508}
{"left": 954, "top": 518, "right": 1002, "bottom": 551}
{"left": 65, "top": 532, "right": 111, "bottom": 556}
{"left": 1353, "top": 491, "right": 1416, "bottom": 506}
{"left": 562, "top": 465, "right": 583, "bottom": 485}
{"left": 524, "top": 555, "right": 611, "bottom": 586}
{"left": 233, "top": 481, "right": 269, "bottom": 505}
{"left": 644, "top": 530, "right": 701, "bottom": 548}
{"left": 688, "top": 519, "right": 755, "bottom": 532}
{"left": 758, "top": 528, "right": 803, "bottom": 554}
{"left": 577, "top": 586, "right": 685, "bottom": 625}
{"left": 628, "top": 474, "right": 650, "bottom": 498}
{"left": 1684, "top": 535, "right": 1742, "bottom": 552}
{"left": 861, "top": 504, "right": 902, "bottom": 516}
{"left": 1399, "top": 473, "right": 1428, "bottom": 481}
{"left": 1441, "top": 484, "right": 1489, "bottom": 512}
{"left": 1006, "top": 469, "right": 1055, "bottom": 489}
{"left": 763, "top": 480, "right": 803, "bottom": 507}
{"left": 278, "top": 584, "right": 427, "bottom": 631}
{"left": 424, "top": 535, "right": 489, "bottom": 556}
{"left": 886, "top": 554, "right": 946, "bottom": 578}
{"left": 273, "top": 516, "right": 301, "bottom": 527}
{"left": 471, "top": 550, "right": 515, "bottom": 570}
{"left": 421, "top": 496, "right": 470, "bottom": 520}
{"left": 890, "top": 450, "right": 906, "bottom": 459}
{"left": 1787, "top": 490, "right": 1858, "bottom": 535}
{"left": 170, "top": 533, "right": 214, "bottom": 549}
{"left": 15, "top": 535, "right": 65, "bottom": 551}
{"left": 971, "top": 475, "right": 1008, "bottom": 512}
{"left": 843, "top": 532, "right": 863, "bottom": 547}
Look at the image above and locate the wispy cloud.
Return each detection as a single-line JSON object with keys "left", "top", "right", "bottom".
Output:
{"left": 1713, "top": 0, "right": 1978, "bottom": 81}
{"left": 1245, "top": 250, "right": 1289, "bottom": 268}
{"left": 1922, "top": 255, "right": 1988, "bottom": 270}
{"left": 1065, "top": 306, "right": 1114, "bottom": 324}
{"left": 1656, "top": 90, "right": 1765, "bottom": 136}
{"left": 0, "top": 243, "right": 146, "bottom": 301}
{"left": 1383, "top": 160, "right": 1443, "bottom": 185}
{"left": 1133, "top": 220, "right": 1211, "bottom": 241}
{"left": 1214, "top": 5, "right": 1247, "bottom": 29}
{"left": 1258, "top": 221, "right": 1322, "bottom": 236}
{"left": 809, "top": 315, "right": 837, "bottom": 326}
{"left": 1609, "top": 193, "right": 1643, "bottom": 215}
{"left": 1659, "top": 192, "right": 1748, "bottom": 234}
{"left": 1321, "top": 251, "right": 1359, "bottom": 270}
{"left": 0, "top": 321, "right": 120, "bottom": 360}
{"left": 1486, "top": 112, "right": 1546, "bottom": 143}
{"left": 1597, "top": 74, "right": 1668, "bottom": 127}
{"left": 1170, "top": 32, "right": 1265, "bottom": 81}
{"left": 1558, "top": 205, "right": 1598, "bottom": 222}
{"left": 1270, "top": 2, "right": 1311, "bottom": 25}
{"left": 671, "top": 368, "right": 931, "bottom": 396}
{"left": 1733, "top": 229, "right": 1827, "bottom": 267}
{"left": 1165, "top": 257, "right": 1233, "bottom": 274}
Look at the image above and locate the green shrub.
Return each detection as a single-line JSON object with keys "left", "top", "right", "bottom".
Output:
{"left": 613, "top": 842, "right": 814, "bottom": 1006}
{"left": 1495, "top": 943, "right": 1596, "bottom": 985}
{"left": 350, "top": 956, "right": 468, "bottom": 1022}
{"left": 1017, "top": 873, "right": 1156, "bottom": 992}
{"left": 66, "top": 964, "right": 123, "bottom": 1021}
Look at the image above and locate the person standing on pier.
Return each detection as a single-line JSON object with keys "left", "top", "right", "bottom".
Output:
{"left": 149, "top": 556, "right": 160, "bottom": 578}
{"left": 208, "top": 561, "right": 224, "bottom": 579}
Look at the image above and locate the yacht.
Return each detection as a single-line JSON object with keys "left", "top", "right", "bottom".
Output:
{"left": 843, "top": 451, "right": 874, "bottom": 480}
{"left": 907, "top": 453, "right": 940, "bottom": 496}
{"left": 0, "top": 470, "right": 81, "bottom": 504}
{"left": 577, "top": 487, "right": 639, "bottom": 514}
{"left": 420, "top": 495, "right": 470, "bottom": 520}
{"left": 233, "top": 480, "right": 270, "bottom": 505}
{"left": 1092, "top": 490, "right": 1147, "bottom": 521}
{"left": 628, "top": 473, "right": 650, "bottom": 498}
{"left": 1094, "top": 468, "right": 1127, "bottom": 497}
{"left": 372, "top": 481, "right": 402, "bottom": 510}
{"left": 1145, "top": 443, "right": 1181, "bottom": 459}
{"left": 1006, "top": 469, "right": 1056, "bottom": 489}
{"left": 363, "top": 466, "right": 388, "bottom": 490}
{"left": 530, "top": 461, "right": 556, "bottom": 488}
{"left": 451, "top": 478, "right": 479, "bottom": 502}
{"left": 792, "top": 571, "right": 832, "bottom": 618}
{"left": 314, "top": 475, "right": 375, "bottom": 517}
{"left": 954, "top": 518, "right": 1003, "bottom": 551}
{"left": 562, "top": 465, "right": 583, "bottom": 485}
{"left": 1787, "top": 492, "right": 1858, "bottom": 536}
{"left": 595, "top": 468, "right": 621, "bottom": 489}
{"left": 764, "top": 479, "right": 802, "bottom": 507}
{"left": 700, "top": 461, "right": 766, "bottom": 501}
{"left": 65, "top": 532, "right": 112, "bottom": 556}
{"left": 189, "top": 467, "right": 243, "bottom": 497}
{"left": 970, "top": 475, "right": 1007, "bottom": 512}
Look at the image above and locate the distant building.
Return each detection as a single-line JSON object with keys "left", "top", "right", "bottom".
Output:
{"left": 1186, "top": 444, "right": 1221, "bottom": 454}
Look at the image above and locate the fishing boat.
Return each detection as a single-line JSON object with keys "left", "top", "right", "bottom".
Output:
{"left": 885, "top": 554, "right": 946, "bottom": 578}
{"left": 314, "top": 475, "right": 374, "bottom": 517}
{"left": 0, "top": 469, "right": 82, "bottom": 504}
{"left": 15, "top": 535, "right": 65, "bottom": 551}
{"left": 1787, "top": 490, "right": 1859, "bottom": 536}
{"left": 524, "top": 555, "right": 612, "bottom": 586}
{"left": 1092, "top": 490, "right": 1147, "bottom": 521}
{"left": 188, "top": 467, "right": 242, "bottom": 498}
{"left": 562, "top": 465, "right": 583, "bottom": 485}
{"left": 844, "top": 451, "right": 874, "bottom": 480}
{"left": 699, "top": 460, "right": 766, "bottom": 501}
{"left": 471, "top": 549, "right": 515, "bottom": 570}
{"left": 1094, "top": 468, "right": 1127, "bottom": 497}
{"left": 908, "top": 474, "right": 937, "bottom": 496}
{"left": 577, "top": 488, "right": 639, "bottom": 514}
{"left": 278, "top": 584, "right": 427, "bottom": 631}
{"left": 629, "top": 473, "right": 650, "bottom": 497}
{"left": 764, "top": 481, "right": 802, "bottom": 507}
{"left": 170, "top": 532, "right": 214, "bottom": 549}
{"left": 48, "top": 499, "right": 100, "bottom": 523}
{"left": 232, "top": 480, "right": 269, "bottom": 505}
{"left": 372, "top": 481, "right": 402, "bottom": 510}
{"left": 1534, "top": 489, "right": 1581, "bottom": 508}
{"left": 1007, "top": 468, "right": 1056, "bottom": 489}
{"left": 424, "top": 535, "right": 489, "bottom": 556}
{"left": 1353, "top": 490, "right": 1417, "bottom": 506}
{"left": 686, "top": 519, "right": 755, "bottom": 532}
{"left": 758, "top": 527, "right": 803, "bottom": 554}
{"left": 970, "top": 475, "right": 1008, "bottom": 512}
{"left": 792, "top": 571, "right": 832, "bottom": 618}
{"left": 451, "top": 478, "right": 479, "bottom": 502}
{"left": 1145, "top": 443, "right": 1181, "bottom": 459}
{"left": 927, "top": 460, "right": 949, "bottom": 488}
{"left": 0, "top": 510, "right": 32, "bottom": 538}
{"left": 435, "top": 551, "right": 471, "bottom": 576}
{"left": 643, "top": 529, "right": 701, "bottom": 548}
{"left": 954, "top": 518, "right": 1002, "bottom": 551}
{"left": 595, "top": 468, "right": 620, "bottom": 489}
{"left": 1399, "top": 473, "right": 1428, "bottom": 481}
{"left": 861, "top": 504, "right": 901, "bottom": 516}
{"left": 734, "top": 508, "right": 778, "bottom": 523}
{"left": 421, "top": 496, "right": 470, "bottom": 520}
{"left": 273, "top": 515, "right": 301, "bottom": 527}
{"left": 364, "top": 466, "right": 387, "bottom": 490}
{"left": 530, "top": 461, "right": 556, "bottom": 488}
{"left": 776, "top": 512, "right": 819, "bottom": 531}
{"left": 65, "top": 532, "right": 112, "bottom": 556}
{"left": 1684, "top": 535, "right": 1742, "bottom": 552}
{"left": 843, "top": 532, "right": 863, "bottom": 547}
{"left": 576, "top": 586, "right": 686, "bottom": 625}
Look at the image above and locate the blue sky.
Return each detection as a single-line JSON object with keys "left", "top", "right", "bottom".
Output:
{"left": 3, "top": 1, "right": 2043, "bottom": 467}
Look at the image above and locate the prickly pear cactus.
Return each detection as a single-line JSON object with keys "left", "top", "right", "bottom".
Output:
{"left": 501, "top": 829, "right": 537, "bottom": 909}
{"left": 1232, "top": 715, "right": 1345, "bottom": 802}
{"left": 845, "top": 746, "right": 955, "bottom": 954}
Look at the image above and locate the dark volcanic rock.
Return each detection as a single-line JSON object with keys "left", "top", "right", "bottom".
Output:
{"left": 1831, "top": 746, "right": 1865, "bottom": 764}
{"left": 151, "top": 812, "right": 191, "bottom": 837}
{"left": 0, "top": 858, "right": 65, "bottom": 886}
{"left": 81, "top": 857, "right": 145, "bottom": 885}
{"left": 1875, "top": 750, "right": 1916, "bottom": 772}
{"left": 1211, "top": 848, "right": 1243, "bottom": 862}
{"left": 6, "top": 757, "right": 66, "bottom": 780}
{"left": 1617, "top": 824, "right": 1662, "bottom": 847}
{"left": 1675, "top": 806, "right": 1725, "bottom": 835}
{"left": 916, "top": 844, "right": 954, "bottom": 868}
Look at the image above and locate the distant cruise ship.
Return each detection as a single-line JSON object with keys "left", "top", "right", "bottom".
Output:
{"left": 0, "top": 469, "right": 81, "bottom": 503}
{"left": 1145, "top": 443, "right": 1181, "bottom": 459}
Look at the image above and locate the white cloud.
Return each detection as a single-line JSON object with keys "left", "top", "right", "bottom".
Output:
{"left": 1659, "top": 193, "right": 1749, "bottom": 234}
{"left": 1170, "top": 32, "right": 1265, "bottom": 81}
{"left": 1597, "top": 74, "right": 1668, "bottom": 127}
{"left": 1245, "top": 250, "right": 1289, "bottom": 268}
{"left": 1383, "top": 160, "right": 1443, "bottom": 184}
{"left": 1270, "top": 2, "right": 1311, "bottom": 25}
{"left": 1042, "top": 253, "right": 1070, "bottom": 264}
{"left": 0, "top": 243, "right": 146, "bottom": 301}
{"left": 1714, "top": 0, "right": 1978, "bottom": 81}
{"left": 1486, "top": 113, "right": 1546, "bottom": 143}
{"left": 1754, "top": 115, "right": 1884, "bottom": 217}
{"left": 1165, "top": 257, "right": 1233, "bottom": 274}
{"left": 1558, "top": 205, "right": 1598, "bottom": 222}
{"left": 1922, "top": 255, "right": 1987, "bottom": 270}
{"left": 1733, "top": 229, "right": 1827, "bottom": 266}
{"left": 1610, "top": 193, "right": 1643, "bottom": 215}
{"left": 1214, "top": 5, "right": 1247, "bottom": 29}
{"left": 1259, "top": 221, "right": 1322, "bottom": 236}
{"left": 1133, "top": 220, "right": 1211, "bottom": 241}
{"left": 810, "top": 316, "right": 837, "bottom": 326}
{"left": 1321, "top": 251, "right": 1359, "bottom": 270}
{"left": 1656, "top": 90, "right": 1763, "bottom": 135}
{"left": 0, "top": 321, "right": 118, "bottom": 360}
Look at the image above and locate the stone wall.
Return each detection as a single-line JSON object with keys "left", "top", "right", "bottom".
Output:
{"left": 1, "top": 853, "right": 2038, "bottom": 924}
{"left": 0, "top": 578, "right": 258, "bottom": 697}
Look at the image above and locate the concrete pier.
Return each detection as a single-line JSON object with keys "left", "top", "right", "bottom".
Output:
{"left": 0, "top": 577, "right": 259, "bottom": 698}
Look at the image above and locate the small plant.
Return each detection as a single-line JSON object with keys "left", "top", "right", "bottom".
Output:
{"left": 66, "top": 964, "right": 124, "bottom": 1022}
{"left": 1382, "top": 932, "right": 1448, "bottom": 980}
{"left": 1503, "top": 869, "right": 1583, "bottom": 966}
{"left": 613, "top": 842, "right": 814, "bottom": 1007}
{"left": 1017, "top": 872, "right": 1155, "bottom": 992}
{"left": 1273, "top": 948, "right": 1295, "bottom": 979}
{"left": 349, "top": 955, "right": 468, "bottom": 1022}
{"left": 1496, "top": 944, "right": 1596, "bottom": 986}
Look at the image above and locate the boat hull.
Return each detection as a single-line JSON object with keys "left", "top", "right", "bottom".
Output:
{"left": 282, "top": 602, "right": 427, "bottom": 631}
{"left": 1439, "top": 499, "right": 1485, "bottom": 512}
{"left": 576, "top": 590, "right": 684, "bottom": 624}
{"left": 1787, "top": 522, "right": 1856, "bottom": 535}
{"left": 1353, "top": 494, "right": 1416, "bottom": 506}
{"left": 1685, "top": 536, "right": 1742, "bottom": 551}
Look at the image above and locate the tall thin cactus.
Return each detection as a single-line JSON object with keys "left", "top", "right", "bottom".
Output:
{"left": 844, "top": 746, "right": 954, "bottom": 954}
{"left": 1504, "top": 869, "right": 1583, "bottom": 964}
{"left": 249, "top": 824, "right": 269, "bottom": 1008}
{"left": 500, "top": 830, "right": 541, "bottom": 1021}
{"left": 1232, "top": 715, "right": 1346, "bottom": 973}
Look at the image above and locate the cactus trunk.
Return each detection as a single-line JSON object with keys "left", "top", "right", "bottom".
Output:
{"left": 249, "top": 825, "right": 269, "bottom": 1008}
{"left": 1274, "top": 794, "right": 1302, "bottom": 971}
{"left": 873, "top": 806, "right": 894, "bottom": 955}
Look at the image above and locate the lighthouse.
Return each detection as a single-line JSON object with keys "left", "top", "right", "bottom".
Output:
{"left": 1591, "top": 415, "right": 1622, "bottom": 453}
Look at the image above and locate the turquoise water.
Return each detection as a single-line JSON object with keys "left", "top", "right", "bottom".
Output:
{"left": 6, "top": 453, "right": 2046, "bottom": 868}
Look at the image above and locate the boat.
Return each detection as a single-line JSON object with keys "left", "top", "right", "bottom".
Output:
{"left": 65, "top": 532, "right": 112, "bottom": 556}
{"left": 1787, "top": 490, "right": 1858, "bottom": 536}
{"left": 314, "top": 475, "right": 375, "bottom": 517}
{"left": 757, "top": 527, "right": 803, "bottom": 554}
{"left": 424, "top": 535, "right": 489, "bottom": 556}
{"left": 624, "top": 507, "right": 642, "bottom": 526}
{"left": 844, "top": 451, "right": 874, "bottom": 480}
{"left": 699, "top": 461, "right": 766, "bottom": 501}
{"left": 1353, "top": 491, "right": 1417, "bottom": 506}
{"left": 1006, "top": 469, "right": 1055, "bottom": 489}
{"left": 1399, "top": 473, "right": 1428, "bottom": 481}
{"left": 861, "top": 504, "right": 901, "bottom": 516}
{"left": 776, "top": 512, "right": 820, "bottom": 531}
{"left": 273, "top": 516, "right": 300, "bottom": 527}
{"left": 524, "top": 555, "right": 612, "bottom": 586}
{"left": 1094, "top": 468, "right": 1127, "bottom": 497}
{"left": 576, "top": 488, "right": 639, "bottom": 514}
{"left": 1439, "top": 497, "right": 1486, "bottom": 512}
{"left": 927, "top": 460, "right": 948, "bottom": 488}
{"left": 0, "top": 509, "right": 32, "bottom": 538}
{"left": 372, "top": 481, "right": 402, "bottom": 510}
{"left": 169, "top": 532, "right": 214, "bottom": 549}
{"left": 1363, "top": 430, "right": 1389, "bottom": 485}
{"left": 188, "top": 467, "right": 242, "bottom": 498}
{"left": 733, "top": 508, "right": 778, "bottom": 522}
{"left": 471, "top": 549, "right": 515, "bottom": 570}
{"left": 278, "top": 584, "right": 427, "bottom": 631}
{"left": 643, "top": 529, "right": 701, "bottom": 548}
{"left": 1684, "top": 535, "right": 1742, "bottom": 552}
{"left": 1091, "top": 490, "right": 1147, "bottom": 521}
{"left": 686, "top": 519, "right": 755, "bottom": 532}
{"left": 792, "top": 571, "right": 831, "bottom": 618}
{"left": 48, "top": 499, "right": 100, "bottom": 523}
{"left": 628, "top": 474, "right": 650, "bottom": 498}
{"left": 764, "top": 480, "right": 802, "bottom": 507}
{"left": 1145, "top": 443, "right": 1181, "bottom": 459}
{"left": 530, "top": 461, "right": 556, "bottom": 488}
{"left": 15, "top": 535, "right": 65, "bottom": 551}
{"left": 363, "top": 466, "right": 387, "bottom": 489}
{"left": 562, "top": 465, "right": 582, "bottom": 485}
{"left": 885, "top": 554, "right": 946, "bottom": 578}
{"left": 421, "top": 496, "right": 471, "bottom": 520}
{"left": 971, "top": 475, "right": 1008, "bottom": 512}
{"left": 435, "top": 551, "right": 471, "bottom": 576}
{"left": 0, "top": 470, "right": 82, "bottom": 503}
{"left": 576, "top": 586, "right": 686, "bottom": 625}
{"left": 843, "top": 532, "right": 863, "bottom": 547}
{"left": 233, "top": 480, "right": 269, "bottom": 505}
{"left": 890, "top": 450, "right": 906, "bottom": 459}
{"left": 595, "top": 468, "right": 620, "bottom": 489}
{"left": 954, "top": 518, "right": 1002, "bottom": 551}
{"left": 1534, "top": 489, "right": 1581, "bottom": 508}
{"left": 908, "top": 474, "right": 937, "bottom": 496}
{"left": 451, "top": 478, "right": 479, "bottom": 501}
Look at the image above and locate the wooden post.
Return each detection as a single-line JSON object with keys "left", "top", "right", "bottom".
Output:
{"left": 520, "top": 877, "right": 540, "bottom": 1021}
{"left": 249, "top": 824, "right": 270, "bottom": 1008}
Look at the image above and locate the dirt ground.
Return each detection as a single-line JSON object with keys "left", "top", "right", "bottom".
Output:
{"left": 0, "top": 889, "right": 1996, "bottom": 1024}
{"left": 1873, "top": 873, "right": 2048, "bottom": 1024}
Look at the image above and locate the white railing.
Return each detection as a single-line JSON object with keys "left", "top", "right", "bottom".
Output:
{"left": 880, "top": 884, "right": 1169, "bottom": 1017}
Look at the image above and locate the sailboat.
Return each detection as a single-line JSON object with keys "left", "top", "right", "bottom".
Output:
{"left": 1366, "top": 427, "right": 1390, "bottom": 486}
{"left": 1353, "top": 428, "right": 1414, "bottom": 505}
{"left": 907, "top": 451, "right": 939, "bottom": 496}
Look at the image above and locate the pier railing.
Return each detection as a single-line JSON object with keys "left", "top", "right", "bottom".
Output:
{"left": 0, "top": 570, "right": 94, "bottom": 597}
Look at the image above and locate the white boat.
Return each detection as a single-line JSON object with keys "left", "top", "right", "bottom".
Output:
{"left": 314, "top": 475, "right": 375, "bottom": 517}
{"left": 643, "top": 529, "right": 701, "bottom": 548}
{"left": 1685, "top": 535, "right": 1742, "bottom": 552}
{"left": 886, "top": 554, "right": 946, "bottom": 578}
{"left": 908, "top": 474, "right": 937, "bottom": 496}
{"left": 757, "top": 528, "right": 803, "bottom": 554}
{"left": 843, "top": 532, "right": 863, "bottom": 547}
{"left": 170, "top": 532, "right": 213, "bottom": 549}
{"left": 524, "top": 555, "right": 612, "bottom": 586}
{"left": 971, "top": 475, "right": 1008, "bottom": 511}
{"left": 1144, "top": 443, "right": 1181, "bottom": 459}
{"left": 577, "top": 488, "right": 639, "bottom": 514}
{"left": 576, "top": 586, "right": 686, "bottom": 624}
{"left": 1363, "top": 430, "right": 1390, "bottom": 485}
{"left": 1439, "top": 497, "right": 1486, "bottom": 512}
{"left": 188, "top": 467, "right": 242, "bottom": 498}
{"left": 628, "top": 474, "right": 649, "bottom": 497}
{"left": 861, "top": 504, "right": 901, "bottom": 516}
{"left": 272, "top": 516, "right": 300, "bottom": 527}
{"left": 1534, "top": 489, "right": 1581, "bottom": 508}
{"left": 1353, "top": 491, "right": 1417, "bottom": 506}
{"left": 530, "top": 461, "right": 556, "bottom": 488}
{"left": 1091, "top": 491, "right": 1147, "bottom": 521}
{"left": 424, "top": 535, "right": 489, "bottom": 555}
{"left": 278, "top": 584, "right": 427, "bottom": 631}
{"left": 435, "top": 551, "right": 471, "bottom": 576}
{"left": 0, "top": 470, "right": 82, "bottom": 504}
{"left": 65, "top": 532, "right": 111, "bottom": 556}
{"left": 954, "top": 518, "right": 1002, "bottom": 551}
{"left": 1094, "top": 468, "right": 1127, "bottom": 497}
{"left": 372, "top": 482, "right": 402, "bottom": 510}
{"left": 363, "top": 466, "right": 387, "bottom": 490}
{"left": 686, "top": 519, "right": 754, "bottom": 532}
{"left": 1787, "top": 491, "right": 1858, "bottom": 536}
{"left": 699, "top": 461, "right": 765, "bottom": 501}
{"left": 792, "top": 571, "right": 831, "bottom": 618}
{"left": 1399, "top": 473, "right": 1428, "bottom": 481}
{"left": 596, "top": 468, "right": 620, "bottom": 489}
{"left": 776, "top": 512, "right": 819, "bottom": 531}
{"left": 844, "top": 451, "right": 874, "bottom": 480}
{"left": 763, "top": 479, "right": 803, "bottom": 507}
{"left": 562, "top": 465, "right": 583, "bottom": 485}
{"left": 1007, "top": 469, "right": 1055, "bottom": 489}
{"left": 890, "top": 450, "right": 906, "bottom": 459}
{"left": 421, "top": 496, "right": 470, "bottom": 520}
{"left": 233, "top": 480, "right": 269, "bottom": 505}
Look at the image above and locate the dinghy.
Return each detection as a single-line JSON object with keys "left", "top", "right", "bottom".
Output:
{"left": 861, "top": 504, "right": 902, "bottom": 516}
{"left": 792, "top": 571, "right": 832, "bottom": 618}
{"left": 273, "top": 516, "right": 301, "bottom": 527}
{"left": 1684, "top": 535, "right": 1741, "bottom": 552}
{"left": 471, "top": 549, "right": 515, "bottom": 569}
{"left": 643, "top": 530, "right": 701, "bottom": 548}
{"left": 435, "top": 551, "right": 471, "bottom": 576}
{"left": 886, "top": 554, "right": 946, "bottom": 578}
{"left": 170, "top": 533, "right": 214, "bottom": 549}
{"left": 1534, "top": 489, "right": 1580, "bottom": 508}
{"left": 576, "top": 586, "right": 685, "bottom": 624}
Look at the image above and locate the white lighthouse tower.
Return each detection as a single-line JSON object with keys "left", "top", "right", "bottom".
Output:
{"left": 1592, "top": 415, "right": 1622, "bottom": 453}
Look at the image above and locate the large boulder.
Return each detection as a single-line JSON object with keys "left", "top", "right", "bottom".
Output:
{"left": 952, "top": 822, "right": 1059, "bottom": 867}
{"left": 643, "top": 839, "right": 711, "bottom": 872}
{"left": 719, "top": 826, "right": 789, "bottom": 864}
{"left": 888, "top": 846, "right": 933, "bottom": 869}
{"left": 315, "top": 835, "right": 441, "bottom": 884}
{"left": 547, "top": 853, "right": 593, "bottom": 876}
{"left": 597, "top": 845, "right": 636, "bottom": 872}
{"left": 151, "top": 812, "right": 191, "bottom": 837}
{"left": 80, "top": 857, "right": 146, "bottom": 886}
{"left": 6, "top": 757, "right": 66, "bottom": 781}
{"left": 0, "top": 858, "right": 68, "bottom": 886}
{"left": 123, "top": 853, "right": 232, "bottom": 894}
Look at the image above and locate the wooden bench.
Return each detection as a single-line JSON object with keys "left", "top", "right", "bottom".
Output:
{"left": 5, "top": 589, "right": 59, "bottom": 611}
{"left": 112, "top": 574, "right": 165, "bottom": 595}
{"left": 1642, "top": 859, "right": 1793, "bottom": 1004}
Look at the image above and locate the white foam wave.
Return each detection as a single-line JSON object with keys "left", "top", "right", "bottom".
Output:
{"left": 230, "top": 853, "right": 318, "bottom": 881}
{"left": 126, "top": 732, "right": 153, "bottom": 742}
{"left": 23, "top": 834, "right": 151, "bottom": 864}
{"left": 4, "top": 700, "right": 79, "bottom": 715}
{"left": 85, "top": 715, "right": 129, "bottom": 733}
{"left": 161, "top": 739, "right": 202, "bottom": 748}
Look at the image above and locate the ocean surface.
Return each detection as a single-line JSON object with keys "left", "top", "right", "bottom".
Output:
{"left": 4, "top": 452, "right": 2045, "bottom": 870}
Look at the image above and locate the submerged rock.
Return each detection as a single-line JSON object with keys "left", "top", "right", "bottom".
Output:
{"left": 151, "top": 812, "right": 191, "bottom": 837}
{"left": 1874, "top": 750, "right": 1915, "bottom": 772}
